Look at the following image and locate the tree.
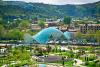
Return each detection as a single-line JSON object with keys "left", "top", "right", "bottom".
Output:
{"left": 38, "top": 19, "right": 45, "bottom": 29}
{"left": 83, "top": 39, "right": 88, "bottom": 45}
{"left": 10, "top": 19, "right": 21, "bottom": 29}
{"left": 19, "top": 20, "right": 30, "bottom": 30}
{"left": 0, "top": 24, "right": 4, "bottom": 40}
{"left": 46, "top": 45, "right": 51, "bottom": 54}
{"left": 95, "top": 30, "right": 100, "bottom": 44}
{"left": 97, "top": 20, "right": 100, "bottom": 24}
{"left": 96, "top": 62, "right": 100, "bottom": 67}
{"left": 0, "top": 17, "right": 3, "bottom": 25}
{"left": 14, "top": 29, "right": 23, "bottom": 40}
{"left": 87, "top": 30, "right": 95, "bottom": 43}
{"left": 62, "top": 56, "right": 65, "bottom": 67}
{"left": 96, "top": 3, "right": 100, "bottom": 17}
{"left": 63, "top": 16, "right": 71, "bottom": 25}
{"left": 75, "top": 32, "right": 84, "bottom": 44}
{"left": 75, "top": 32, "right": 83, "bottom": 39}
{"left": 6, "top": 29, "right": 23, "bottom": 41}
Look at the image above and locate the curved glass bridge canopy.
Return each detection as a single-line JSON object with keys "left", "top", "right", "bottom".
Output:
{"left": 33, "top": 27, "right": 72, "bottom": 44}
{"left": 64, "top": 31, "right": 72, "bottom": 40}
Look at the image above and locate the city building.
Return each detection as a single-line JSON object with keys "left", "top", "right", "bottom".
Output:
{"left": 32, "top": 17, "right": 38, "bottom": 24}
{"left": 79, "top": 24, "right": 100, "bottom": 34}
{"left": 31, "top": 24, "right": 41, "bottom": 31}
{"left": 0, "top": 44, "right": 11, "bottom": 56}
{"left": 45, "top": 19, "right": 58, "bottom": 27}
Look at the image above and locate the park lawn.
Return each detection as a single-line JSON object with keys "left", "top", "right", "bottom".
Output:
{"left": 56, "top": 59, "right": 74, "bottom": 67}
{"left": 64, "top": 61, "right": 74, "bottom": 67}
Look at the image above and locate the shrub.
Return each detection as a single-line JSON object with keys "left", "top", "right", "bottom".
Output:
{"left": 96, "top": 62, "right": 100, "bottom": 67}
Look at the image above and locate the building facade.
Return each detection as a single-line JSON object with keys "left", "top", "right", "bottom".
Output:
{"left": 79, "top": 24, "right": 100, "bottom": 34}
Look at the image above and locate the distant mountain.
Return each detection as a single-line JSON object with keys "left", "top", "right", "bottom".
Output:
{"left": 0, "top": 1, "right": 100, "bottom": 19}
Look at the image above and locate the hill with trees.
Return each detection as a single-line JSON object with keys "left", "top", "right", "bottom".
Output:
{"left": 0, "top": 1, "right": 100, "bottom": 19}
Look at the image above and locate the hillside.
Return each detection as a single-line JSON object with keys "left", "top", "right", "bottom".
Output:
{"left": 0, "top": 1, "right": 100, "bottom": 19}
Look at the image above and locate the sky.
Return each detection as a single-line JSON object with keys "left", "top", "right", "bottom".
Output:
{"left": 3, "top": 0, "right": 100, "bottom": 5}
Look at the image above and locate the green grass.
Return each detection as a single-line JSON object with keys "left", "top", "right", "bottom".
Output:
{"left": 64, "top": 61, "right": 74, "bottom": 67}
{"left": 56, "top": 59, "right": 74, "bottom": 67}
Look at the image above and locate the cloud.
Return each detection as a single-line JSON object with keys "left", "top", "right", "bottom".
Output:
{"left": 4, "top": 0, "right": 100, "bottom": 5}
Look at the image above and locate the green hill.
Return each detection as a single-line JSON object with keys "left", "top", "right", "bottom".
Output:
{"left": 0, "top": 1, "right": 100, "bottom": 18}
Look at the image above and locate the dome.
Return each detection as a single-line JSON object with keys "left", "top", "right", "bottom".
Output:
{"left": 33, "top": 27, "right": 73, "bottom": 44}
{"left": 64, "top": 31, "right": 73, "bottom": 40}
{"left": 33, "top": 27, "right": 64, "bottom": 44}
